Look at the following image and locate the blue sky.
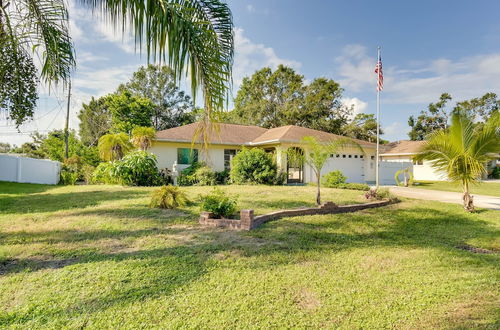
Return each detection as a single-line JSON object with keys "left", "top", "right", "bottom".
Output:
{"left": 3, "top": 0, "right": 500, "bottom": 145}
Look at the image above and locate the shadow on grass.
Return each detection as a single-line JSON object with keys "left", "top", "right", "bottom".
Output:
{"left": 0, "top": 181, "right": 57, "bottom": 195}
{"left": 0, "top": 201, "right": 498, "bottom": 326}
{"left": 0, "top": 189, "right": 146, "bottom": 214}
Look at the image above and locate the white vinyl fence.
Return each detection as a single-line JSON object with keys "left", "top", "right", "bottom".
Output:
{"left": 0, "top": 154, "right": 61, "bottom": 185}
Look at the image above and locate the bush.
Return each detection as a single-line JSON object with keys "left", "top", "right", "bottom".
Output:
{"left": 92, "top": 151, "right": 163, "bottom": 186}
{"left": 492, "top": 166, "right": 500, "bottom": 179}
{"left": 81, "top": 164, "right": 95, "bottom": 184}
{"left": 59, "top": 169, "right": 79, "bottom": 185}
{"left": 335, "top": 183, "right": 370, "bottom": 191}
{"left": 150, "top": 185, "right": 189, "bottom": 209}
{"left": 215, "top": 169, "right": 230, "bottom": 184}
{"left": 322, "top": 170, "right": 347, "bottom": 187}
{"left": 177, "top": 162, "right": 202, "bottom": 186}
{"left": 199, "top": 188, "right": 238, "bottom": 218}
{"left": 194, "top": 165, "right": 217, "bottom": 186}
{"left": 230, "top": 148, "right": 279, "bottom": 185}
{"left": 365, "top": 188, "right": 399, "bottom": 202}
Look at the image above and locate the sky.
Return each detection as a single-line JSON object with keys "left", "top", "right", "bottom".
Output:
{"left": 2, "top": 0, "right": 500, "bottom": 146}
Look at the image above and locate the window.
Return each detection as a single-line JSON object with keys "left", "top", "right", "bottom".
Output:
{"left": 354, "top": 155, "right": 358, "bottom": 158}
{"left": 343, "top": 155, "right": 346, "bottom": 158}
{"left": 177, "top": 148, "right": 198, "bottom": 165}
{"left": 360, "top": 155, "right": 364, "bottom": 159}
{"left": 413, "top": 160, "right": 423, "bottom": 165}
{"left": 371, "top": 156, "right": 375, "bottom": 160}
{"left": 336, "top": 154, "right": 340, "bottom": 158}
{"left": 224, "top": 149, "right": 237, "bottom": 170}
{"left": 348, "top": 155, "right": 352, "bottom": 158}
{"left": 330, "top": 154, "right": 334, "bottom": 158}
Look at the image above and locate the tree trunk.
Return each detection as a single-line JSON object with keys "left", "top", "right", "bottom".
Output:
{"left": 463, "top": 182, "right": 474, "bottom": 212}
{"left": 316, "top": 173, "right": 321, "bottom": 205}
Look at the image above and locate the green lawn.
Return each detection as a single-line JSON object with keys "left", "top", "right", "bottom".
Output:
{"left": 0, "top": 182, "right": 499, "bottom": 328}
{"left": 414, "top": 180, "right": 500, "bottom": 197}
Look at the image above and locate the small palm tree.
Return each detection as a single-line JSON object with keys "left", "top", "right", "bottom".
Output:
{"left": 289, "top": 136, "right": 363, "bottom": 205}
{"left": 131, "top": 126, "right": 156, "bottom": 151}
{"left": 415, "top": 111, "right": 500, "bottom": 212}
{"left": 98, "top": 133, "right": 133, "bottom": 161}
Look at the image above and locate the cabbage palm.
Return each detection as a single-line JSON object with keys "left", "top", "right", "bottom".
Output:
{"left": 98, "top": 133, "right": 133, "bottom": 161}
{"left": 415, "top": 111, "right": 500, "bottom": 212}
{"left": 131, "top": 126, "right": 156, "bottom": 151}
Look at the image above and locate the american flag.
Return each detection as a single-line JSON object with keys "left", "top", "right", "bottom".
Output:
{"left": 375, "top": 53, "right": 383, "bottom": 91}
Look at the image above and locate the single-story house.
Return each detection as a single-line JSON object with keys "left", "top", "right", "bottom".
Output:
{"left": 150, "top": 123, "right": 379, "bottom": 184}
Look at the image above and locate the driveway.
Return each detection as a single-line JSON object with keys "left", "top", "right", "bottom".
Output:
{"left": 389, "top": 186, "right": 500, "bottom": 210}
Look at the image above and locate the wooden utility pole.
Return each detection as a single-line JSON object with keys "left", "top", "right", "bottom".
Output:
{"left": 64, "top": 81, "right": 72, "bottom": 159}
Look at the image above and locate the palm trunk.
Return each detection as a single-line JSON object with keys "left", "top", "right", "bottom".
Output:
{"left": 463, "top": 181, "right": 474, "bottom": 212}
{"left": 316, "top": 173, "right": 321, "bottom": 205}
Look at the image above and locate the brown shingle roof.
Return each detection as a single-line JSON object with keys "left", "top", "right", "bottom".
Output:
{"left": 381, "top": 140, "right": 426, "bottom": 155}
{"left": 250, "top": 125, "right": 376, "bottom": 147}
{"left": 155, "top": 123, "right": 377, "bottom": 147}
{"left": 155, "top": 123, "right": 268, "bottom": 145}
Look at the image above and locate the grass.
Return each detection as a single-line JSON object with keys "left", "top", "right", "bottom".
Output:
{"left": 413, "top": 180, "right": 500, "bottom": 197}
{"left": 0, "top": 182, "right": 499, "bottom": 328}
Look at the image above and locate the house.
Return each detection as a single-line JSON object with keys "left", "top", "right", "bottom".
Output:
{"left": 379, "top": 140, "right": 447, "bottom": 181}
{"left": 150, "top": 123, "right": 378, "bottom": 184}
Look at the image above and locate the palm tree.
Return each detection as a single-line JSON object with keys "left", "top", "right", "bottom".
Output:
{"left": 288, "top": 136, "right": 363, "bottom": 205}
{"left": 131, "top": 126, "right": 156, "bottom": 151}
{"left": 1, "top": 0, "right": 233, "bottom": 129}
{"left": 98, "top": 133, "right": 133, "bottom": 161}
{"left": 415, "top": 111, "right": 500, "bottom": 212}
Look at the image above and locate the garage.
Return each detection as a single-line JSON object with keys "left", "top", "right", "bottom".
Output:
{"left": 322, "top": 153, "right": 365, "bottom": 183}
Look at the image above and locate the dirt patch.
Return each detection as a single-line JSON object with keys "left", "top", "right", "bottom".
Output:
{"left": 456, "top": 244, "right": 496, "bottom": 254}
{"left": 294, "top": 288, "right": 321, "bottom": 311}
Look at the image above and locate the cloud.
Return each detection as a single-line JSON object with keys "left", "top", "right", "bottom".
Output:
{"left": 246, "top": 4, "right": 255, "bottom": 13}
{"left": 335, "top": 44, "right": 500, "bottom": 104}
{"left": 342, "top": 97, "right": 368, "bottom": 116}
{"left": 233, "top": 27, "right": 302, "bottom": 88}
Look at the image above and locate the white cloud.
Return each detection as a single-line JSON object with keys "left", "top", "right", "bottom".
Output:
{"left": 335, "top": 44, "right": 500, "bottom": 104}
{"left": 246, "top": 4, "right": 255, "bottom": 13}
{"left": 342, "top": 97, "right": 367, "bottom": 116}
{"left": 233, "top": 27, "right": 302, "bottom": 88}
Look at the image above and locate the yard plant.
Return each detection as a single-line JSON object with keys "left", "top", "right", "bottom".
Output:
{"left": 150, "top": 185, "right": 188, "bottom": 209}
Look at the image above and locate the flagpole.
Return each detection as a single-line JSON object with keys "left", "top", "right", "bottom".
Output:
{"left": 375, "top": 46, "right": 381, "bottom": 189}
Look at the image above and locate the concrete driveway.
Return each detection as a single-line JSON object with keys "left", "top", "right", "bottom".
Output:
{"left": 389, "top": 186, "right": 500, "bottom": 210}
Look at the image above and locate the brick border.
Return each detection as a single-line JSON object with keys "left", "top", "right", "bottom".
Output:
{"left": 199, "top": 200, "right": 392, "bottom": 230}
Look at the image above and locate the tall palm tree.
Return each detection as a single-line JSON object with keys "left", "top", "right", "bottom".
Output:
{"left": 1, "top": 0, "right": 233, "bottom": 130}
{"left": 415, "top": 111, "right": 500, "bottom": 212}
{"left": 131, "top": 126, "right": 156, "bottom": 151}
{"left": 98, "top": 133, "right": 133, "bottom": 161}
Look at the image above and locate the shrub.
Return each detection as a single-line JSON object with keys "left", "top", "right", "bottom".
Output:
{"left": 92, "top": 151, "right": 162, "bottom": 186}
{"left": 230, "top": 148, "right": 279, "bottom": 185}
{"left": 177, "top": 162, "right": 202, "bottom": 186}
{"left": 215, "top": 169, "right": 230, "bottom": 184}
{"left": 59, "top": 169, "right": 79, "bottom": 185}
{"left": 335, "top": 183, "right": 370, "bottom": 191}
{"left": 199, "top": 188, "right": 238, "bottom": 218}
{"left": 365, "top": 188, "right": 399, "bottom": 202}
{"left": 150, "top": 185, "right": 189, "bottom": 209}
{"left": 81, "top": 164, "right": 95, "bottom": 184}
{"left": 322, "top": 170, "right": 347, "bottom": 187}
{"left": 492, "top": 166, "right": 500, "bottom": 179}
{"left": 194, "top": 165, "right": 217, "bottom": 186}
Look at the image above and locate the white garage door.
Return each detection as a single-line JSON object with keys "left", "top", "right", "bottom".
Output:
{"left": 323, "top": 153, "right": 365, "bottom": 183}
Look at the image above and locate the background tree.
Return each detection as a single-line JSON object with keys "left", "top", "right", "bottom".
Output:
{"left": 98, "top": 133, "right": 133, "bottom": 161}
{"left": 414, "top": 111, "right": 500, "bottom": 212}
{"left": 233, "top": 66, "right": 352, "bottom": 133}
{"left": 131, "top": 126, "right": 156, "bottom": 151}
{"left": 288, "top": 136, "right": 361, "bottom": 205}
{"left": 118, "top": 65, "right": 194, "bottom": 130}
{"left": 78, "top": 96, "right": 112, "bottom": 146}
{"left": 107, "top": 91, "right": 155, "bottom": 134}
{"left": 343, "top": 113, "right": 384, "bottom": 143}
{"left": 452, "top": 92, "right": 499, "bottom": 123}
{"left": 408, "top": 93, "right": 452, "bottom": 140}
{"left": 0, "top": 142, "right": 11, "bottom": 153}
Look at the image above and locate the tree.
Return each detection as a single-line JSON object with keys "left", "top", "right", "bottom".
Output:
{"left": 0, "top": 0, "right": 74, "bottom": 126}
{"left": 233, "top": 65, "right": 304, "bottom": 128}
{"left": 118, "top": 65, "right": 194, "bottom": 130}
{"left": 0, "top": 142, "right": 11, "bottom": 153}
{"left": 343, "top": 113, "right": 384, "bottom": 143}
{"left": 98, "top": 133, "right": 133, "bottom": 161}
{"left": 106, "top": 91, "right": 155, "bottom": 134}
{"left": 453, "top": 92, "right": 499, "bottom": 123}
{"left": 408, "top": 93, "right": 452, "bottom": 140}
{"left": 131, "top": 126, "right": 156, "bottom": 151}
{"left": 78, "top": 96, "right": 112, "bottom": 146}
{"left": 414, "top": 111, "right": 500, "bottom": 212}
{"left": 288, "top": 136, "right": 361, "bottom": 205}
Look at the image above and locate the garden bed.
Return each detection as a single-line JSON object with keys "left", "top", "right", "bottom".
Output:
{"left": 199, "top": 200, "right": 392, "bottom": 230}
